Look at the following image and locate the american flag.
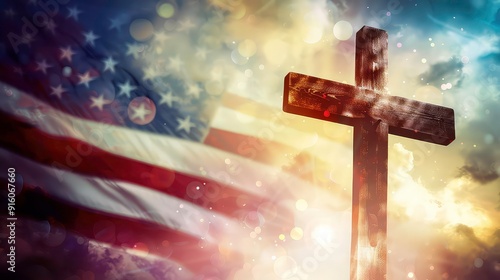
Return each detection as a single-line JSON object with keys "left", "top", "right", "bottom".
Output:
{"left": 0, "top": 0, "right": 352, "bottom": 279}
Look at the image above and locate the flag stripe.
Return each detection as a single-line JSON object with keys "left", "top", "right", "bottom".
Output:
{"left": 204, "top": 127, "right": 295, "bottom": 166}
{"left": 0, "top": 1, "right": 366, "bottom": 278}
{"left": 0, "top": 147, "right": 250, "bottom": 245}
{"left": 8, "top": 182, "right": 241, "bottom": 277}
{"left": 211, "top": 103, "right": 355, "bottom": 197}
{"left": 0, "top": 84, "right": 345, "bottom": 212}
{"left": 0, "top": 83, "right": 350, "bottom": 278}
{"left": 220, "top": 92, "right": 353, "bottom": 146}
{"left": 0, "top": 110, "right": 285, "bottom": 222}
{"left": 204, "top": 127, "right": 337, "bottom": 185}
{"left": 0, "top": 87, "right": 275, "bottom": 198}
{"left": 211, "top": 105, "right": 353, "bottom": 170}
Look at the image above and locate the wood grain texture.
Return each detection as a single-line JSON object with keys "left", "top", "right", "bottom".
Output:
{"left": 283, "top": 72, "right": 455, "bottom": 145}
{"left": 351, "top": 26, "right": 388, "bottom": 280}
{"left": 355, "top": 26, "right": 388, "bottom": 92}
{"left": 282, "top": 25, "right": 456, "bottom": 280}
{"left": 351, "top": 120, "right": 388, "bottom": 280}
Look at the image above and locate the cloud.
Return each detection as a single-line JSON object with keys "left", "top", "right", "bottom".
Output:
{"left": 454, "top": 224, "right": 488, "bottom": 250}
{"left": 460, "top": 148, "right": 499, "bottom": 184}
{"left": 362, "top": 0, "right": 497, "bottom": 33}
{"left": 387, "top": 144, "right": 500, "bottom": 279}
{"left": 389, "top": 143, "right": 493, "bottom": 229}
{"left": 456, "top": 50, "right": 500, "bottom": 185}
{"left": 412, "top": 224, "right": 500, "bottom": 280}
{"left": 418, "top": 57, "right": 465, "bottom": 87}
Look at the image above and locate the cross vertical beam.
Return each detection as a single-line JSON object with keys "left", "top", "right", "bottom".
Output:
{"left": 351, "top": 26, "right": 389, "bottom": 280}
{"left": 283, "top": 25, "right": 455, "bottom": 280}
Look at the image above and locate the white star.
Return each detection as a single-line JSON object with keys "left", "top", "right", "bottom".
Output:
{"left": 89, "top": 95, "right": 111, "bottom": 111}
{"left": 109, "top": 16, "right": 125, "bottom": 30}
{"left": 186, "top": 83, "right": 201, "bottom": 99}
{"left": 143, "top": 66, "right": 159, "bottom": 81}
{"left": 36, "top": 60, "right": 52, "bottom": 74}
{"left": 178, "top": 19, "right": 195, "bottom": 31}
{"left": 153, "top": 32, "right": 169, "bottom": 44}
{"left": 210, "top": 67, "right": 225, "bottom": 82}
{"left": 83, "top": 30, "right": 99, "bottom": 46}
{"left": 158, "top": 90, "right": 176, "bottom": 107}
{"left": 67, "top": 6, "right": 82, "bottom": 20}
{"left": 167, "top": 56, "right": 183, "bottom": 73}
{"left": 130, "top": 103, "right": 152, "bottom": 122}
{"left": 50, "top": 84, "right": 66, "bottom": 99}
{"left": 102, "top": 57, "right": 118, "bottom": 73}
{"left": 117, "top": 80, "right": 136, "bottom": 98}
{"left": 126, "top": 43, "right": 143, "bottom": 59}
{"left": 176, "top": 115, "right": 195, "bottom": 133}
{"left": 195, "top": 47, "right": 209, "bottom": 60}
{"left": 77, "top": 71, "right": 95, "bottom": 88}
{"left": 60, "top": 46, "right": 75, "bottom": 62}
{"left": 45, "top": 19, "right": 57, "bottom": 34}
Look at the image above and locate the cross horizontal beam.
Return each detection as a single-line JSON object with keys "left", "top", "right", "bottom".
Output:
{"left": 284, "top": 72, "right": 455, "bottom": 145}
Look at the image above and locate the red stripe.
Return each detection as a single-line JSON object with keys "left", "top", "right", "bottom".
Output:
{"left": 205, "top": 127, "right": 294, "bottom": 164}
{"left": 11, "top": 183, "right": 242, "bottom": 277}
{"left": 205, "top": 127, "right": 333, "bottom": 184}
{"left": 0, "top": 111, "right": 294, "bottom": 233}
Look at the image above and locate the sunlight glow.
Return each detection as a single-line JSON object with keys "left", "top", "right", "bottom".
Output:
{"left": 311, "top": 224, "right": 336, "bottom": 244}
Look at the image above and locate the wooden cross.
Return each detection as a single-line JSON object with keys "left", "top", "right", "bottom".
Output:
{"left": 283, "top": 26, "right": 455, "bottom": 280}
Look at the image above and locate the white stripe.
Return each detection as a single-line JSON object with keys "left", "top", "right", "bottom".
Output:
{"left": 0, "top": 84, "right": 348, "bottom": 211}
{"left": 211, "top": 106, "right": 353, "bottom": 165}
{"left": 0, "top": 147, "right": 247, "bottom": 245}
{"left": 212, "top": 103, "right": 354, "bottom": 191}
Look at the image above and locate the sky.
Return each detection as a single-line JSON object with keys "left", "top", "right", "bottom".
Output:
{"left": 0, "top": 0, "right": 499, "bottom": 279}
{"left": 205, "top": 0, "right": 500, "bottom": 278}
